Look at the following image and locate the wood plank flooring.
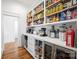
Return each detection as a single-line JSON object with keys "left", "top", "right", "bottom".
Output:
{"left": 2, "top": 42, "right": 33, "bottom": 59}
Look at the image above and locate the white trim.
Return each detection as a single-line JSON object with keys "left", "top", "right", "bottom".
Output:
{"left": 2, "top": 10, "right": 20, "bottom": 17}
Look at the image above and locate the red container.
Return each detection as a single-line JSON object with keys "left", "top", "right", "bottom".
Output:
{"left": 66, "top": 26, "right": 75, "bottom": 47}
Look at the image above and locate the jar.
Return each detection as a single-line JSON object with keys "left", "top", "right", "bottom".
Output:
{"left": 56, "top": 4, "right": 59, "bottom": 12}
{"left": 52, "top": 6, "right": 56, "bottom": 13}
{"left": 59, "top": 3, "right": 64, "bottom": 11}
{"left": 52, "top": 16, "right": 56, "bottom": 22}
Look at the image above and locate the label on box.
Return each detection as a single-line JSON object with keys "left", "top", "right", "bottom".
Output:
{"left": 51, "top": 33, "right": 55, "bottom": 38}
{"left": 68, "top": 35, "right": 71, "bottom": 47}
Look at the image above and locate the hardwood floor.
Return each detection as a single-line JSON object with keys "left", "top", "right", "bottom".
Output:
{"left": 2, "top": 42, "right": 33, "bottom": 59}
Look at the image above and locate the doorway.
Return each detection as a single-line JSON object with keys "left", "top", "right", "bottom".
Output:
{"left": 2, "top": 14, "right": 18, "bottom": 44}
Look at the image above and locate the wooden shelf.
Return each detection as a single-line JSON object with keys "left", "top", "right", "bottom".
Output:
{"left": 28, "top": 16, "right": 32, "bottom": 18}
{"left": 46, "top": 5, "right": 77, "bottom": 17}
{"left": 34, "top": 9, "right": 44, "bottom": 15}
{"left": 46, "top": 1, "right": 60, "bottom": 9}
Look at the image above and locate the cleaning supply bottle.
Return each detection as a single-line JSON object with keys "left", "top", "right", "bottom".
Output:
{"left": 66, "top": 25, "right": 75, "bottom": 47}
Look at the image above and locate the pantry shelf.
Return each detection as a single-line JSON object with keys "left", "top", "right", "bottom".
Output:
{"left": 46, "top": 5, "right": 77, "bottom": 17}
{"left": 45, "top": 19, "right": 76, "bottom": 25}
{"left": 33, "top": 17, "right": 44, "bottom": 21}
{"left": 28, "top": 16, "right": 32, "bottom": 18}
{"left": 34, "top": 9, "right": 44, "bottom": 15}
{"left": 27, "top": 19, "right": 76, "bottom": 27}
{"left": 46, "top": 1, "right": 60, "bottom": 9}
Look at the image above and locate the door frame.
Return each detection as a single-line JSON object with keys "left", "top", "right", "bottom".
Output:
{"left": 2, "top": 10, "right": 20, "bottom": 46}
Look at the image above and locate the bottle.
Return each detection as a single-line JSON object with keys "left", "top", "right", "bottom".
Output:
{"left": 48, "top": 0, "right": 52, "bottom": 5}
{"left": 66, "top": 25, "right": 75, "bottom": 47}
{"left": 71, "top": 9, "right": 77, "bottom": 19}
{"left": 56, "top": 4, "right": 59, "bottom": 12}
{"left": 52, "top": 15, "right": 56, "bottom": 22}
{"left": 52, "top": 6, "right": 56, "bottom": 13}
{"left": 66, "top": 10, "right": 72, "bottom": 20}
{"left": 58, "top": 3, "right": 64, "bottom": 11}
{"left": 50, "top": 26, "right": 55, "bottom": 38}
{"left": 59, "top": 24, "right": 66, "bottom": 41}
{"left": 60, "top": 12, "right": 66, "bottom": 21}
{"left": 56, "top": 14, "right": 60, "bottom": 22}
{"left": 55, "top": 27, "right": 59, "bottom": 38}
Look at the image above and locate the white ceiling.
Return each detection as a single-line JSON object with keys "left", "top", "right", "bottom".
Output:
{"left": 15, "top": 0, "right": 43, "bottom": 9}
{"left": 2, "top": 0, "right": 44, "bottom": 12}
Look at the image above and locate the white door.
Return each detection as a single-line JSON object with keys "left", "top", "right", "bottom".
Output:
{"left": 3, "top": 15, "right": 18, "bottom": 44}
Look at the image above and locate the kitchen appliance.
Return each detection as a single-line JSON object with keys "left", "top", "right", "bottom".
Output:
{"left": 54, "top": 45, "right": 76, "bottom": 59}
{"left": 39, "top": 28, "right": 47, "bottom": 36}
{"left": 26, "top": 27, "right": 34, "bottom": 34}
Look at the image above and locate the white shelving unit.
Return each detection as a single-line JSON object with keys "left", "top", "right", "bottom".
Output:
{"left": 24, "top": 0, "right": 77, "bottom": 59}
{"left": 26, "top": 0, "right": 77, "bottom": 27}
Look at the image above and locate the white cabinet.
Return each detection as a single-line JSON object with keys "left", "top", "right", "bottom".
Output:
{"left": 28, "top": 36, "right": 35, "bottom": 58}
{"left": 24, "top": 33, "right": 77, "bottom": 59}
{"left": 35, "top": 39, "right": 44, "bottom": 59}
{"left": 25, "top": 35, "right": 44, "bottom": 59}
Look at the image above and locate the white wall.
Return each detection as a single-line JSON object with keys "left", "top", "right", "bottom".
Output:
{"left": 1, "top": 0, "right": 28, "bottom": 49}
